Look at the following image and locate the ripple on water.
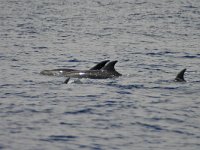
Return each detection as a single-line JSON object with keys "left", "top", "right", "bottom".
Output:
{"left": 41, "top": 135, "right": 78, "bottom": 142}
{"left": 1, "top": 0, "right": 200, "bottom": 149}
{"left": 64, "top": 108, "right": 94, "bottom": 115}
{"left": 135, "top": 122, "right": 164, "bottom": 132}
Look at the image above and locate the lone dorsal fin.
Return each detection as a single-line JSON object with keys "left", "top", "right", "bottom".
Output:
{"left": 90, "top": 60, "right": 110, "bottom": 70}
{"left": 64, "top": 77, "right": 70, "bottom": 84}
{"left": 102, "top": 60, "right": 118, "bottom": 71}
{"left": 175, "top": 68, "right": 186, "bottom": 82}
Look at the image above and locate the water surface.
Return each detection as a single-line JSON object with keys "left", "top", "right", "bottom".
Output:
{"left": 1, "top": 0, "right": 200, "bottom": 149}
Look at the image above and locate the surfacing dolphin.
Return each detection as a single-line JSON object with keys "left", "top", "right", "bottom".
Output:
{"left": 175, "top": 68, "right": 186, "bottom": 82}
{"left": 64, "top": 67, "right": 187, "bottom": 84}
{"left": 64, "top": 77, "right": 70, "bottom": 84}
{"left": 62, "top": 60, "right": 121, "bottom": 79}
{"left": 40, "top": 60, "right": 110, "bottom": 77}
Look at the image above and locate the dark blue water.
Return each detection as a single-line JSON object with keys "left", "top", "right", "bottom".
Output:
{"left": 1, "top": 0, "right": 200, "bottom": 149}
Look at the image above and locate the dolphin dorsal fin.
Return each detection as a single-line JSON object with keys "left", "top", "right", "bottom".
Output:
{"left": 64, "top": 77, "right": 70, "bottom": 84}
{"left": 102, "top": 61, "right": 118, "bottom": 71}
{"left": 175, "top": 68, "right": 186, "bottom": 82}
{"left": 90, "top": 60, "right": 110, "bottom": 70}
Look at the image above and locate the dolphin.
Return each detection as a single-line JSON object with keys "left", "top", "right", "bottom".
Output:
{"left": 40, "top": 60, "right": 110, "bottom": 76}
{"left": 64, "top": 77, "right": 70, "bottom": 84}
{"left": 62, "top": 61, "right": 121, "bottom": 79}
{"left": 175, "top": 68, "right": 186, "bottom": 82}
{"left": 63, "top": 67, "right": 187, "bottom": 84}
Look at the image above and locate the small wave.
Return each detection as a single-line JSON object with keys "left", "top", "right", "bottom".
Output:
{"left": 151, "top": 117, "right": 184, "bottom": 123}
{"left": 146, "top": 51, "right": 178, "bottom": 56}
{"left": 107, "top": 83, "right": 144, "bottom": 90}
{"left": 64, "top": 108, "right": 93, "bottom": 115}
{"left": 32, "top": 46, "right": 48, "bottom": 49}
{"left": 60, "top": 122, "right": 81, "bottom": 126}
{"left": 151, "top": 86, "right": 179, "bottom": 90}
{"left": 170, "top": 129, "right": 195, "bottom": 136}
{"left": 68, "top": 59, "right": 81, "bottom": 62}
{"left": 42, "top": 135, "right": 77, "bottom": 142}
{"left": 117, "top": 91, "right": 132, "bottom": 94}
{"left": 182, "top": 55, "right": 199, "bottom": 58}
{"left": 135, "top": 122, "right": 163, "bottom": 131}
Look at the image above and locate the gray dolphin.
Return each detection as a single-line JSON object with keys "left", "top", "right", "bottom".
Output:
{"left": 40, "top": 60, "right": 110, "bottom": 76}
{"left": 62, "top": 61, "right": 121, "bottom": 79}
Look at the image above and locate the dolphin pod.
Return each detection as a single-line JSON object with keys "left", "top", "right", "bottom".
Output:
{"left": 60, "top": 61, "right": 121, "bottom": 79}
{"left": 64, "top": 67, "right": 187, "bottom": 84}
{"left": 40, "top": 60, "right": 187, "bottom": 84}
{"left": 40, "top": 60, "right": 121, "bottom": 79}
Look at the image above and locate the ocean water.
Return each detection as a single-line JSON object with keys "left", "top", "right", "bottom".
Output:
{"left": 0, "top": 0, "right": 200, "bottom": 149}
